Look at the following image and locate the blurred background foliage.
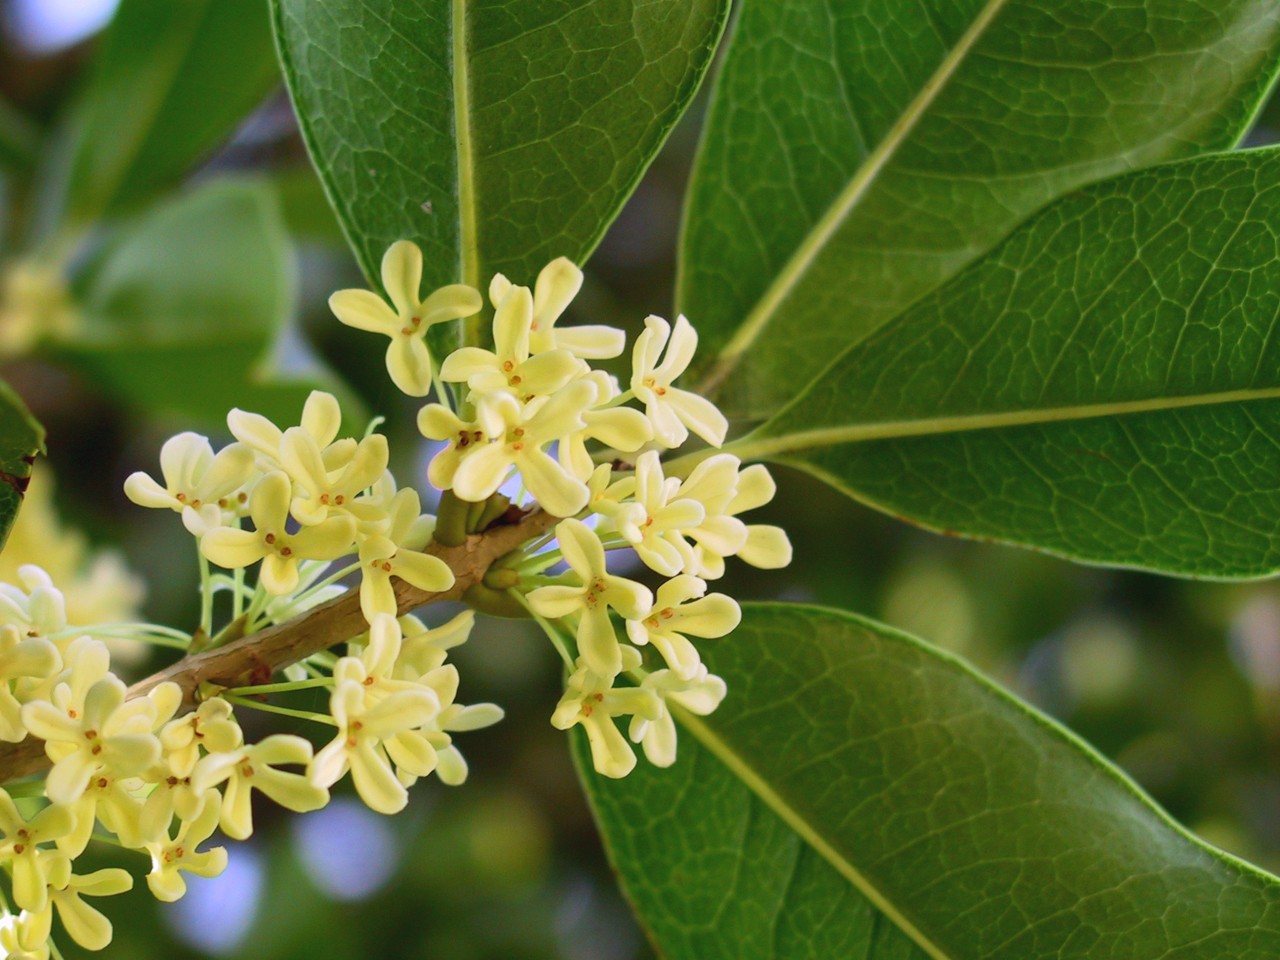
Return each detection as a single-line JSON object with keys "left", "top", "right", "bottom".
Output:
{"left": 3, "top": 1, "right": 1280, "bottom": 957}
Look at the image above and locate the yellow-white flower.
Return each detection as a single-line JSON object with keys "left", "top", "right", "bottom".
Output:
{"left": 329, "top": 240, "right": 482, "bottom": 396}
{"left": 527, "top": 519, "right": 652, "bottom": 677}
{"left": 395, "top": 609, "right": 474, "bottom": 678}
{"left": 159, "top": 698, "right": 242, "bottom": 778}
{"left": 280, "top": 428, "right": 388, "bottom": 526}
{"left": 416, "top": 404, "right": 488, "bottom": 492}
{"left": 450, "top": 380, "right": 596, "bottom": 517}
{"left": 309, "top": 676, "right": 439, "bottom": 815}
{"left": 387, "top": 663, "right": 502, "bottom": 788}
{"left": 200, "top": 471, "right": 356, "bottom": 594}
{"left": 0, "top": 792, "right": 75, "bottom": 912}
{"left": 59, "top": 768, "right": 146, "bottom": 857}
{"left": 0, "top": 908, "right": 50, "bottom": 959}
{"left": 490, "top": 257, "right": 624, "bottom": 359}
{"left": 676, "top": 456, "right": 791, "bottom": 578}
{"left": 557, "top": 372, "right": 653, "bottom": 482}
{"left": 34, "top": 854, "right": 132, "bottom": 952}
{"left": 0, "top": 625, "right": 58, "bottom": 742}
{"left": 625, "top": 575, "right": 740, "bottom": 680}
{"left": 615, "top": 452, "right": 703, "bottom": 577}
{"left": 631, "top": 315, "right": 727, "bottom": 448}
{"left": 628, "top": 669, "right": 726, "bottom": 767}
{"left": 22, "top": 676, "right": 164, "bottom": 805}
{"left": 356, "top": 488, "right": 453, "bottom": 620}
{"left": 228, "top": 390, "right": 346, "bottom": 472}
{"left": 17, "top": 635, "right": 109, "bottom": 716}
{"left": 440, "top": 282, "right": 582, "bottom": 415}
{"left": 720, "top": 463, "right": 792, "bottom": 571}
{"left": 123, "top": 432, "right": 256, "bottom": 535}
{"left": 551, "top": 648, "right": 659, "bottom": 779}
{"left": 0, "top": 566, "right": 69, "bottom": 641}
{"left": 191, "top": 734, "right": 328, "bottom": 840}
{"left": 144, "top": 791, "right": 227, "bottom": 902}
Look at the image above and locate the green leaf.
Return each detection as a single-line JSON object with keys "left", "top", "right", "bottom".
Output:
{"left": 271, "top": 0, "right": 729, "bottom": 302}
{"left": 68, "top": 179, "right": 349, "bottom": 428}
{"left": 578, "top": 604, "right": 1280, "bottom": 959}
{"left": 720, "top": 147, "right": 1280, "bottom": 578}
{"left": 271, "top": 167, "right": 346, "bottom": 247}
{"left": 680, "top": 0, "right": 1280, "bottom": 416}
{"left": 51, "top": 0, "right": 279, "bottom": 226}
{"left": 0, "top": 383, "right": 44, "bottom": 551}
{"left": 0, "top": 97, "right": 37, "bottom": 174}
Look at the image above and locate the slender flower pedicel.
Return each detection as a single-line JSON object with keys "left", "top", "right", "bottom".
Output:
{"left": 0, "top": 239, "right": 789, "bottom": 956}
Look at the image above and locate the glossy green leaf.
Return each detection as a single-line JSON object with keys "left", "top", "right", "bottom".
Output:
{"left": 272, "top": 0, "right": 728, "bottom": 306}
{"left": 51, "top": 0, "right": 279, "bottom": 226}
{"left": 68, "top": 179, "right": 348, "bottom": 427}
{"left": 578, "top": 604, "right": 1280, "bottom": 959}
{"left": 680, "top": 0, "right": 1280, "bottom": 416}
{"left": 0, "top": 382, "right": 44, "bottom": 551}
{"left": 722, "top": 148, "right": 1280, "bottom": 578}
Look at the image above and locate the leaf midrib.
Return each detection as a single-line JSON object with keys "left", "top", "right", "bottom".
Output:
{"left": 451, "top": 0, "right": 482, "bottom": 346}
{"left": 729, "top": 384, "right": 1280, "bottom": 462}
{"left": 672, "top": 705, "right": 954, "bottom": 960}
{"left": 697, "top": 0, "right": 1012, "bottom": 393}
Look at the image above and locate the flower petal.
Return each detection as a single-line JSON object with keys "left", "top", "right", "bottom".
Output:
{"left": 385, "top": 335, "right": 434, "bottom": 397}
{"left": 329, "top": 288, "right": 398, "bottom": 334}
{"left": 380, "top": 240, "right": 423, "bottom": 317}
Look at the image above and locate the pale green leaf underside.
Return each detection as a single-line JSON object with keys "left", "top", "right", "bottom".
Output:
{"left": 733, "top": 148, "right": 1280, "bottom": 578}
{"left": 680, "top": 0, "right": 1280, "bottom": 417}
{"left": 70, "top": 180, "right": 348, "bottom": 428}
{"left": 272, "top": 0, "right": 728, "bottom": 303}
{"left": 579, "top": 604, "right": 1280, "bottom": 959}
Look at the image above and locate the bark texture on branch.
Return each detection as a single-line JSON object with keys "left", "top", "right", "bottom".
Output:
{"left": 0, "top": 507, "right": 558, "bottom": 784}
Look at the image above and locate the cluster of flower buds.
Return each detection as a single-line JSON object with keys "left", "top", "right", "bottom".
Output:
{"left": 0, "top": 239, "right": 789, "bottom": 954}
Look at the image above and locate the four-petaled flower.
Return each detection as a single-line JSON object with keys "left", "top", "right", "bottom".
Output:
{"left": 550, "top": 649, "right": 659, "bottom": 779}
{"left": 631, "top": 314, "right": 728, "bottom": 448}
{"left": 22, "top": 676, "right": 165, "bottom": 806}
{"left": 123, "top": 432, "right": 255, "bottom": 536}
{"left": 143, "top": 792, "right": 228, "bottom": 902}
{"left": 625, "top": 575, "right": 740, "bottom": 680}
{"left": 356, "top": 489, "right": 454, "bottom": 620}
{"left": 527, "top": 519, "right": 652, "bottom": 677}
{"left": 192, "top": 734, "right": 328, "bottom": 840}
{"left": 200, "top": 471, "right": 356, "bottom": 594}
{"left": 329, "top": 240, "right": 482, "bottom": 396}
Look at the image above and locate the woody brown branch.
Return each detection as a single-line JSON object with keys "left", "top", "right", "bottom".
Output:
{"left": 0, "top": 506, "right": 558, "bottom": 785}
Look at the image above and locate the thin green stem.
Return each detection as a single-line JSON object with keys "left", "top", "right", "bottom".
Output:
{"left": 232, "top": 567, "right": 245, "bottom": 621}
{"left": 198, "top": 551, "right": 214, "bottom": 637}
{"left": 508, "top": 589, "right": 575, "bottom": 669}
{"left": 297, "top": 561, "right": 362, "bottom": 603}
{"left": 85, "top": 630, "right": 189, "bottom": 651}
{"left": 598, "top": 389, "right": 635, "bottom": 409}
{"left": 223, "top": 694, "right": 336, "bottom": 726}
{"left": 243, "top": 580, "right": 272, "bottom": 632}
{"left": 222, "top": 677, "right": 333, "bottom": 697}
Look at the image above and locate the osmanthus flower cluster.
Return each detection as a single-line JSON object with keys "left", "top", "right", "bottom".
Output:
{"left": 0, "top": 239, "right": 788, "bottom": 956}
{"left": 335, "top": 242, "right": 792, "bottom": 777}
